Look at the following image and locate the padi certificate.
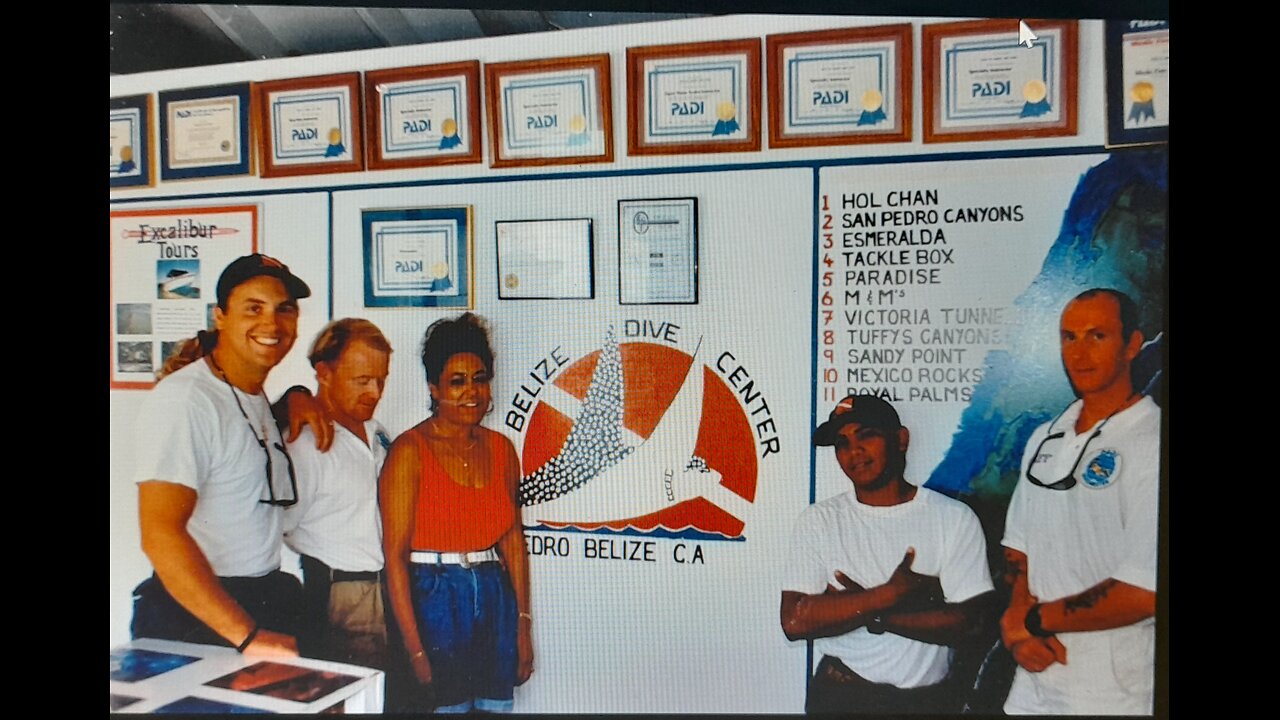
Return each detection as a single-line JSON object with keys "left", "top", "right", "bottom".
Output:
{"left": 618, "top": 199, "right": 698, "bottom": 304}
{"left": 167, "top": 95, "right": 241, "bottom": 169}
{"left": 1121, "top": 25, "right": 1169, "bottom": 130}
{"left": 379, "top": 74, "right": 471, "bottom": 159}
{"left": 643, "top": 54, "right": 749, "bottom": 143}
{"left": 783, "top": 39, "right": 900, "bottom": 135}
{"left": 941, "top": 27, "right": 1065, "bottom": 128}
{"left": 496, "top": 219, "right": 594, "bottom": 299}
{"left": 498, "top": 69, "right": 604, "bottom": 158}
{"left": 269, "top": 86, "right": 354, "bottom": 165}
{"left": 110, "top": 107, "right": 144, "bottom": 179}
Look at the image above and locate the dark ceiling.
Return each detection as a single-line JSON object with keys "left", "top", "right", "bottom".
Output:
{"left": 110, "top": 4, "right": 707, "bottom": 75}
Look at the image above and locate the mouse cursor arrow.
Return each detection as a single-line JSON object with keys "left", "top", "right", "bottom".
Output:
{"left": 1018, "top": 20, "right": 1038, "bottom": 48}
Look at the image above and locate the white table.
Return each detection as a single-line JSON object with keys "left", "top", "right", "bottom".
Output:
{"left": 110, "top": 638, "right": 384, "bottom": 713}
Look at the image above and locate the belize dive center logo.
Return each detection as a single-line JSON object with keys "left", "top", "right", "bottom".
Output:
{"left": 506, "top": 321, "right": 778, "bottom": 542}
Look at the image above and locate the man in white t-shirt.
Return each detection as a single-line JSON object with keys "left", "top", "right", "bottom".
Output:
{"left": 782, "top": 394, "right": 995, "bottom": 714}
{"left": 283, "top": 318, "right": 392, "bottom": 668}
{"left": 1001, "top": 288, "right": 1160, "bottom": 715}
{"left": 132, "top": 254, "right": 312, "bottom": 657}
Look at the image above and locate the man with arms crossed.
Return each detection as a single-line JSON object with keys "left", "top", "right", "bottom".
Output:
{"left": 781, "top": 395, "right": 994, "bottom": 714}
{"left": 132, "top": 254, "right": 311, "bottom": 656}
{"left": 1001, "top": 288, "right": 1160, "bottom": 714}
{"left": 283, "top": 318, "right": 393, "bottom": 668}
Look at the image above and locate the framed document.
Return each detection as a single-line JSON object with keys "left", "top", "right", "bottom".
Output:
{"left": 158, "top": 83, "right": 253, "bottom": 180}
{"left": 923, "top": 19, "right": 1078, "bottom": 143}
{"left": 627, "top": 39, "right": 761, "bottom": 155}
{"left": 109, "top": 205, "right": 259, "bottom": 389}
{"left": 1106, "top": 20, "right": 1169, "bottom": 147}
{"left": 618, "top": 198, "right": 698, "bottom": 305}
{"left": 767, "top": 25, "right": 911, "bottom": 148}
{"left": 485, "top": 54, "right": 613, "bottom": 168}
{"left": 495, "top": 219, "right": 594, "bottom": 300}
{"left": 362, "top": 207, "right": 473, "bottom": 308}
{"left": 256, "top": 73, "right": 363, "bottom": 177}
{"left": 111, "top": 94, "right": 154, "bottom": 188}
{"left": 365, "top": 61, "right": 482, "bottom": 169}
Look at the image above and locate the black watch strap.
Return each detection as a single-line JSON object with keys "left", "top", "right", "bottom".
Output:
{"left": 1024, "top": 604, "right": 1052, "bottom": 638}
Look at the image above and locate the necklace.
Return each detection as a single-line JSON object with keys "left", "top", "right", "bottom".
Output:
{"left": 425, "top": 422, "right": 480, "bottom": 469}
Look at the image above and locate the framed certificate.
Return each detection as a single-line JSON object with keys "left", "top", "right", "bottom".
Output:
{"left": 627, "top": 39, "right": 761, "bottom": 156}
{"left": 365, "top": 61, "right": 482, "bottom": 169}
{"left": 109, "top": 205, "right": 259, "bottom": 389}
{"left": 618, "top": 198, "right": 698, "bottom": 305}
{"left": 362, "top": 207, "right": 473, "bottom": 308}
{"left": 767, "top": 25, "right": 912, "bottom": 148}
{"left": 495, "top": 219, "right": 595, "bottom": 300}
{"left": 256, "top": 73, "right": 363, "bottom": 177}
{"left": 923, "top": 19, "right": 1078, "bottom": 143}
{"left": 111, "top": 94, "right": 154, "bottom": 189}
{"left": 1106, "top": 20, "right": 1169, "bottom": 147}
{"left": 158, "top": 83, "right": 253, "bottom": 180}
{"left": 485, "top": 54, "right": 613, "bottom": 168}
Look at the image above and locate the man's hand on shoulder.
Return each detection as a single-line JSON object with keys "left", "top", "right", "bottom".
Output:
{"left": 279, "top": 387, "right": 334, "bottom": 451}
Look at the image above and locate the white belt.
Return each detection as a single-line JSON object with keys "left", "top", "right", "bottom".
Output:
{"left": 410, "top": 549, "right": 499, "bottom": 567}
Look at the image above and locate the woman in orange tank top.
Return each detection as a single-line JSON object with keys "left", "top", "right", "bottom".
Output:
{"left": 380, "top": 313, "right": 533, "bottom": 712}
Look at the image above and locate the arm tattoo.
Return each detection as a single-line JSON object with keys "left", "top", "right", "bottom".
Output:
{"left": 1063, "top": 579, "right": 1117, "bottom": 614}
{"left": 1003, "top": 549, "right": 1026, "bottom": 585}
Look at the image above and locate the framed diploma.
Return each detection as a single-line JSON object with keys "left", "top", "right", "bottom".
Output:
{"left": 618, "top": 198, "right": 698, "bottom": 305}
{"left": 627, "top": 39, "right": 761, "bottom": 156}
{"left": 256, "top": 73, "right": 363, "bottom": 177}
{"left": 766, "top": 25, "right": 911, "bottom": 148}
{"left": 485, "top": 54, "right": 613, "bottom": 168}
{"left": 109, "top": 205, "right": 258, "bottom": 389}
{"left": 923, "top": 19, "right": 1078, "bottom": 143}
{"left": 362, "top": 207, "right": 473, "bottom": 309}
{"left": 495, "top": 219, "right": 595, "bottom": 300}
{"left": 365, "top": 61, "right": 482, "bottom": 169}
{"left": 1106, "top": 20, "right": 1169, "bottom": 147}
{"left": 111, "top": 94, "right": 154, "bottom": 189}
{"left": 158, "top": 83, "right": 253, "bottom": 180}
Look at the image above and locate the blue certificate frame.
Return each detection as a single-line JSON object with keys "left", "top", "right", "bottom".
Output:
{"left": 110, "top": 94, "right": 154, "bottom": 189}
{"left": 1106, "top": 20, "right": 1169, "bottom": 147}
{"left": 362, "top": 207, "right": 473, "bottom": 308}
{"left": 157, "top": 83, "right": 253, "bottom": 180}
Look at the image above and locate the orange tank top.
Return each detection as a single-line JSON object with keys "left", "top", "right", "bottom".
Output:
{"left": 410, "top": 429, "right": 517, "bottom": 552}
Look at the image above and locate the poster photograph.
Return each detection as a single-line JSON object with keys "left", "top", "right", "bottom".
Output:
{"left": 923, "top": 19, "right": 1078, "bottom": 142}
{"left": 109, "top": 205, "right": 258, "bottom": 389}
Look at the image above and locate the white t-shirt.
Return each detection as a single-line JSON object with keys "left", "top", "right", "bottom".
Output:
{"left": 134, "top": 360, "right": 285, "bottom": 578}
{"left": 283, "top": 420, "right": 390, "bottom": 573}
{"left": 783, "top": 487, "right": 994, "bottom": 688}
{"left": 1003, "top": 396, "right": 1161, "bottom": 715}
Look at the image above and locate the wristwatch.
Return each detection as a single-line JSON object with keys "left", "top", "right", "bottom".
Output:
{"left": 1024, "top": 603, "right": 1052, "bottom": 638}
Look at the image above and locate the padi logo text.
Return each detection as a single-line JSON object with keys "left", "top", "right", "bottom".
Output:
{"left": 972, "top": 81, "right": 1011, "bottom": 97}
{"left": 291, "top": 127, "right": 318, "bottom": 141}
{"left": 670, "top": 101, "right": 704, "bottom": 116}
{"left": 402, "top": 119, "right": 431, "bottom": 133}
{"left": 812, "top": 90, "right": 848, "bottom": 105}
{"left": 526, "top": 115, "right": 557, "bottom": 129}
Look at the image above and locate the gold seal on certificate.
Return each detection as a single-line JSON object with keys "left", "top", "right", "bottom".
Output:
{"left": 505, "top": 273, "right": 520, "bottom": 290}
{"left": 923, "top": 19, "right": 1078, "bottom": 143}
{"left": 766, "top": 25, "right": 912, "bottom": 148}
{"left": 627, "top": 40, "right": 761, "bottom": 155}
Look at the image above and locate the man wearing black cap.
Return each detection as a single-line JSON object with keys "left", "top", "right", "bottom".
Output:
{"left": 131, "top": 254, "right": 313, "bottom": 657}
{"left": 781, "top": 395, "right": 994, "bottom": 714}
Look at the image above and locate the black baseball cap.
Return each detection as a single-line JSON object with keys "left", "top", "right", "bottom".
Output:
{"left": 813, "top": 394, "right": 903, "bottom": 446}
{"left": 216, "top": 254, "right": 312, "bottom": 308}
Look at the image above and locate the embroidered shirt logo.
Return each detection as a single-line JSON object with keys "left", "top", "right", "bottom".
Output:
{"left": 1081, "top": 449, "right": 1120, "bottom": 488}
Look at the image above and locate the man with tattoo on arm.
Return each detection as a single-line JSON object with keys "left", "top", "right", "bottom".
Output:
{"left": 1001, "top": 288, "right": 1161, "bottom": 714}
